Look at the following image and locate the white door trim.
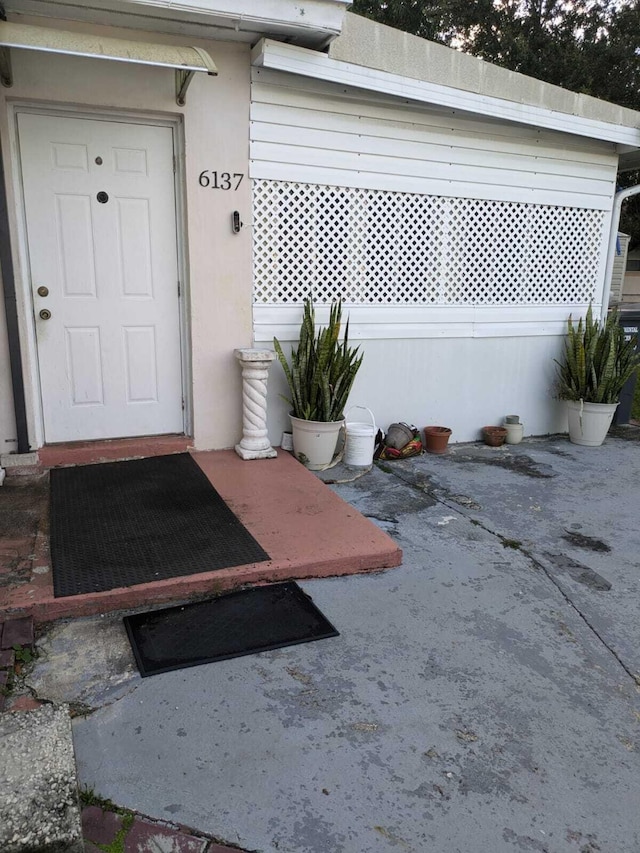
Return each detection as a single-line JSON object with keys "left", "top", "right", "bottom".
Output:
{"left": 7, "top": 102, "right": 192, "bottom": 447}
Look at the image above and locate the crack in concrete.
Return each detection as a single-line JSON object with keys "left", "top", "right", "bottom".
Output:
{"left": 523, "top": 552, "right": 640, "bottom": 687}
{"left": 24, "top": 666, "right": 142, "bottom": 715}
{"left": 363, "top": 512, "right": 399, "bottom": 525}
{"left": 376, "top": 461, "right": 640, "bottom": 688}
{"left": 35, "top": 687, "right": 121, "bottom": 717}
{"left": 457, "top": 514, "right": 639, "bottom": 687}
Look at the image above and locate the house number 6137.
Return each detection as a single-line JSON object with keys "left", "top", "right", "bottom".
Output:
{"left": 198, "top": 170, "right": 244, "bottom": 190}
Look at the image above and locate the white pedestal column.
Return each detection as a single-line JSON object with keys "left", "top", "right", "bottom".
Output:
{"left": 234, "top": 348, "right": 278, "bottom": 460}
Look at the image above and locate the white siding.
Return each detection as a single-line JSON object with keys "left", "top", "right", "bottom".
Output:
{"left": 250, "top": 67, "right": 619, "bottom": 442}
{"left": 250, "top": 68, "right": 616, "bottom": 335}
{"left": 250, "top": 68, "right": 618, "bottom": 209}
{"left": 265, "top": 334, "right": 569, "bottom": 445}
{"left": 609, "top": 233, "right": 630, "bottom": 304}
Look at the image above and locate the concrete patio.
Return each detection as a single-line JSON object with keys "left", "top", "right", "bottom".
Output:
{"left": 9, "top": 429, "right": 640, "bottom": 852}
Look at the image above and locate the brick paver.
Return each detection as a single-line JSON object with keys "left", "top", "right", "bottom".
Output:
{"left": 0, "top": 615, "right": 34, "bottom": 715}
{"left": 81, "top": 806, "right": 243, "bottom": 852}
{"left": 0, "top": 649, "right": 14, "bottom": 669}
{"left": 1, "top": 616, "right": 34, "bottom": 649}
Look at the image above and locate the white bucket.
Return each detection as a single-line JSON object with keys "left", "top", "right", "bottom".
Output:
{"left": 344, "top": 406, "right": 376, "bottom": 468}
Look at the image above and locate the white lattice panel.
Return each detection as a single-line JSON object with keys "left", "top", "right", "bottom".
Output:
{"left": 253, "top": 181, "right": 605, "bottom": 306}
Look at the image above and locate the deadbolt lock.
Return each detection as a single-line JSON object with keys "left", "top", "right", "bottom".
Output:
{"left": 39, "top": 309, "right": 52, "bottom": 321}
{"left": 37, "top": 286, "right": 49, "bottom": 297}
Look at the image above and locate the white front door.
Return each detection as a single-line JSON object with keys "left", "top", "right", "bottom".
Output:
{"left": 17, "top": 112, "right": 184, "bottom": 443}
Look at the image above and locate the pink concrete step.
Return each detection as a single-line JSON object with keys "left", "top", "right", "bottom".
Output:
{"left": 0, "top": 450, "right": 402, "bottom": 622}
{"left": 38, "top": 435, "right": 192, "bottom": 469}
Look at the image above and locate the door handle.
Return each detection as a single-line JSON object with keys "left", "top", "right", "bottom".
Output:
{"left": 39, "top": 309, "right": 51, "bottom": 320}
{"left": 37, "top": 286, "right": 49, "bottom": 297}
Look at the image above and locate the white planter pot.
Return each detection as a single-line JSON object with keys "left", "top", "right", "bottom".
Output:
{"left": 505, "top": 422, "right": 524, "bottom": 444}
{"left": 290, "top": 415, "right": 344, "bottom": 470}
{"left": 567, "top": 400, "right": 618, "bottom": 447}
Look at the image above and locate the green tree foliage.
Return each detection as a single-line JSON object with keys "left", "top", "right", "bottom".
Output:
{"left": 349, "top": 0, "right": 449, "bottom": 40}
{"left": 350, "top": 1, "right": 638, "bottom": 105}
{"left": 349, "top": 0, "right": 640, "bottom": 243}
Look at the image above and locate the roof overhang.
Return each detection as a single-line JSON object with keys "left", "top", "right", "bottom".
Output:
{"left": 252, "top": 38, "right": 640, "bottom": 150}
{"left": 4, "top": 1, "right": 351, "bottom": 48}
{"left": 0, "top": 19, "right": 217, "bottom": 104}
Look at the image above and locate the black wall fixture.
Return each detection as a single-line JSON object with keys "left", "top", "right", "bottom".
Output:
{"left": 0, "top": 134, "right": 29, "bottom": 453}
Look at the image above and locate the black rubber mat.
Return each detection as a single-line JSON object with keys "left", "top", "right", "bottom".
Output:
{"left": 123, "top": 581, "right": 339, "bottom": 677}
{"left": 50, "top": 454, "right": 270, "bottom": 597}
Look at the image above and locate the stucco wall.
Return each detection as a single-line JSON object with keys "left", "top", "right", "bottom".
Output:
{"left": 0, "top": 14, "right": 253, "bottom": 451}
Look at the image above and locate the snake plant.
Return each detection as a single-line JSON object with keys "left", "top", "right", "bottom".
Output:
{"left": 555, "top": 304, "right": 640, "bottom": 404}
{"left": 274, "top": 297, "right": 363, "bottom": 422}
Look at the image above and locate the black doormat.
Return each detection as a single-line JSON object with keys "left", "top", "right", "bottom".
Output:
{"left": 50, "top": 453, "right": 270, "bottom": 598}
{"left": 123, "top": 581, "right": 339, "bottom": 677}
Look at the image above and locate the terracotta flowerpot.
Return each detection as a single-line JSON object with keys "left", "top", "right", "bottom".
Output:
{"left": 423, "top": 426, "right": 452, "bottom": 454}
{"left": 482, "top": 426, "right": 507, "bottom": 447}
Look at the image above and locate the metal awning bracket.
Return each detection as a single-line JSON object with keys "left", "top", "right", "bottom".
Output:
{"left": 176, "top": 47, "right": 217, "bottom": 105}
{"left": 176, "top": 68, "right": 195, "bottom": 106}
{"left": 0, "top": 46, "right": 11, "bottom": 87}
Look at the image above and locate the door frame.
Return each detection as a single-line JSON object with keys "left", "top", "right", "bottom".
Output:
{"left": 8, "top": 102, "right": 192, "bottom": 448}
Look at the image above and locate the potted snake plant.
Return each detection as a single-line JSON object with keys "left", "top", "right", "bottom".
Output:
{"left": 554, "top": 304, "right": 640, "bottom": 446}
{"left": 274, "top": 297, "right": 363, "bottom": 469}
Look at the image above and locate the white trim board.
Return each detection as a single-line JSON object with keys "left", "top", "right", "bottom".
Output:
{"left": 252, "top": 39, "right": 640, "bottom": 150}
{"left": 253, "top": 304, "right": 593, "bottom": 341}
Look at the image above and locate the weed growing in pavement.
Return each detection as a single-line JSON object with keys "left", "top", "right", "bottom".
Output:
{"left": 12, "top": 644, "right": 35, "bottom": 665}
{"left": 79, "top": 786, "right": 124, "bottom": 814}
{"left": 79, "top": 787, "right": 136, "bottom": 852}
{"left": 91, "top": 812, "right": 134, "bottom": 853}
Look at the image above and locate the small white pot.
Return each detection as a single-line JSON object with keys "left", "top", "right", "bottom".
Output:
{"left": 567, "top": 400, "right": 618, "bottom": 447}
{"left": 290, "top": 415, "right": 344, "bottom": 470}
{"left": 505, "top": 422, "right": 524, "bottom": 444}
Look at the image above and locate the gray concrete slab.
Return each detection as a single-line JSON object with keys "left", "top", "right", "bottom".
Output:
{"left": 27, "top": 616, "right": 138, "bottom": 711}
{"left": 64, "top": 436, "right": 640, "bottom": 853}
{"left": 385, "top": 434, "right": 640, "bottom": 682}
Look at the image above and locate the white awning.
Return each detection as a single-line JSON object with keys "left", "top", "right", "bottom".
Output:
{"left": 0, "top": 20, "right": 217, "bottom": 105}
